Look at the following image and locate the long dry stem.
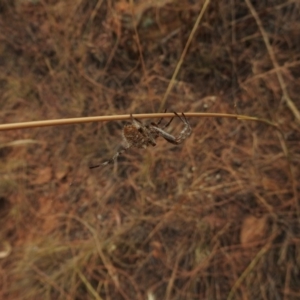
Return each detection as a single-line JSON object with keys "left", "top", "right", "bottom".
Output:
{"left": 0, "top": 112, "right": 278, "bottom": 131}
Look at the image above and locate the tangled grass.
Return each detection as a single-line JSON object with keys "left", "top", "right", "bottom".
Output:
{"left": 0, "top": 0, "right": 300, "bottom": 299}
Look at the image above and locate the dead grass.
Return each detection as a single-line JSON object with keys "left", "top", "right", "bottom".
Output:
{"left": 0, "top": 0, "right": 300, "bottom": 299}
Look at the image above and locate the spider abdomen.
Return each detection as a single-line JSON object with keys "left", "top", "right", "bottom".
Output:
{"left": 123, "top": 125, "right": 157, "bottom": 148}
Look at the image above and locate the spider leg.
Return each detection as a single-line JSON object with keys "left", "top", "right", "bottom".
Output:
{"left": 162, "top": 115, "right": 174, "bottom": 129}
{"left": 151, "top": 112, "right": 191, "bottom": 145}
{"left": 173, "top": 112, "right": 192, "bottom": 142}
{"left": 151, "top": 109, "right": 174, "bottom": 129}
{"left": 89, "top": 145, "right": 130, "bottom": 168}
{"left": 156, "top": 108, "right": 168, "bottom": 126}
{"left": 173, "top": 112, "right": 189, "bottom": 126}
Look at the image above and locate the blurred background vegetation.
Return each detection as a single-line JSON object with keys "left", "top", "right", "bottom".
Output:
{"left": 0, "top": 0, "right": 300, "bottom": 299}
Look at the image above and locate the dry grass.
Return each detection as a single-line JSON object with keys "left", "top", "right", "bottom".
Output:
{"left": 0, "top": 0, "right": 300, "bottom": 299}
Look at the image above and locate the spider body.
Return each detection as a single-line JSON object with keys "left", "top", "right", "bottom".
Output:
{"left": 90, "top": 112, "right": 191, "bottom": 168}
{"left": 122, "top": 122, "right": 157, "bottom": 149}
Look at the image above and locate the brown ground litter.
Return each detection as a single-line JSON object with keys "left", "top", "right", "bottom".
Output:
{"left": 0, "top": 0, "right": 300, "bottom": 299}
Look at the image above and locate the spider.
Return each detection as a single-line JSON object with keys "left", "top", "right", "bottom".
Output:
{"left": 90, "top": 112, "right": 192, "bottom": 168}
